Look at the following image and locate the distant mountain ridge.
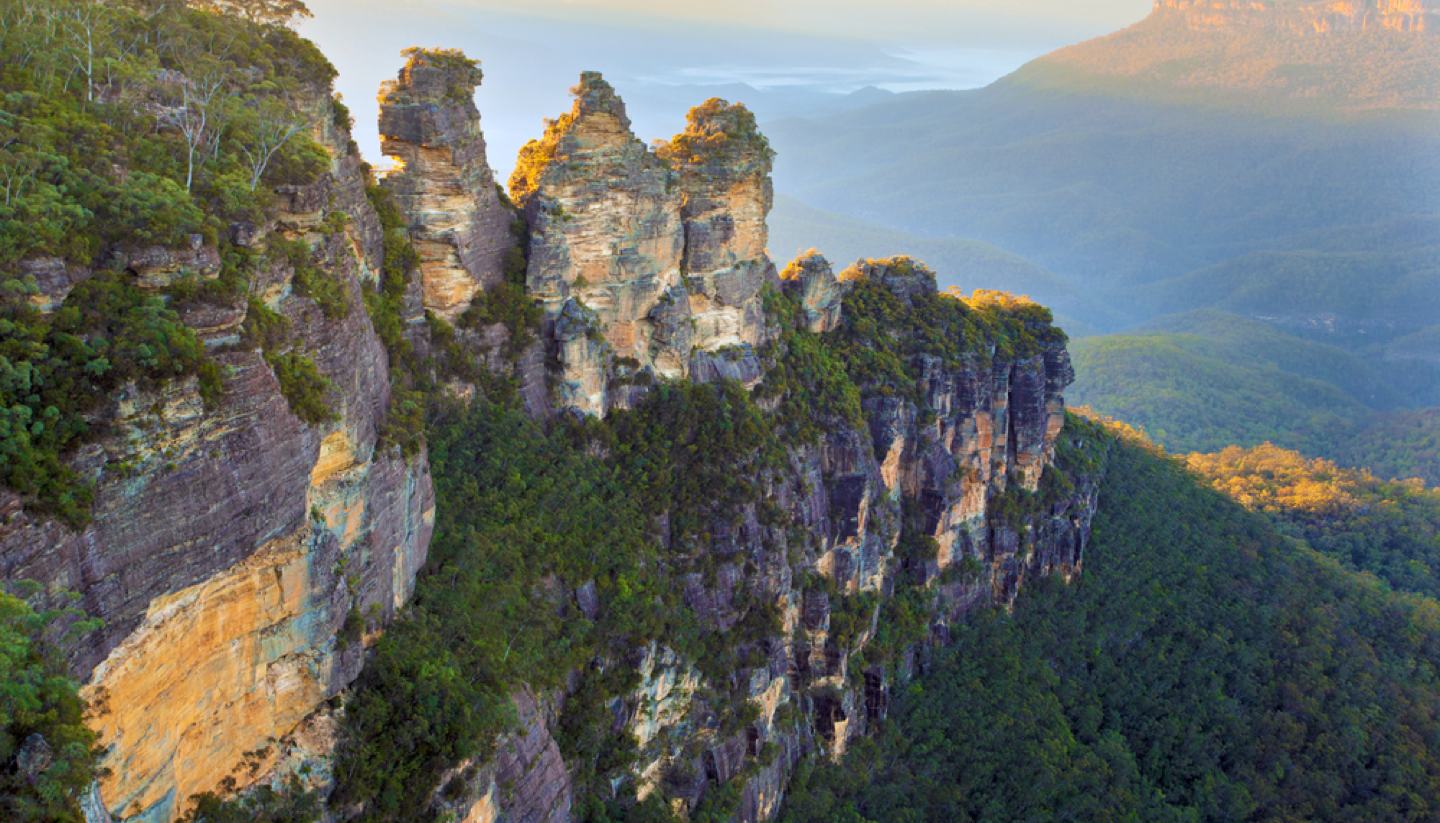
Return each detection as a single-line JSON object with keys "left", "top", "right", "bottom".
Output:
{"left": 1008, "top": 0, "right": 1440, "bottom": 110}
{"left": 1155, "top": 0, "right": 1436, "bottom": 35}
{"left": 765, "top": 0, "right": 1439, "bottom": 481}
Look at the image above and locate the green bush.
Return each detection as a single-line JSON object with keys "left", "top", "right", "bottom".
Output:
{"left": 0, "top": 271, "right": 218, "bottom": 525}
{"left": 275, "top": 238, "right": 348, "bottom": 320}
{"left": 264, "top": 350, "right": 334, "bottom": 425}
{"left": 0, "top": 591, "right": 99, "bottom": 822}
{"left": 460, "top": 281, "right": 542, "bottom": 358}
{"left": 180, "top": 775, "right": 320, "bottom": 823}
{"left": 759, "top": 291, "right": 865, "bottom": 443}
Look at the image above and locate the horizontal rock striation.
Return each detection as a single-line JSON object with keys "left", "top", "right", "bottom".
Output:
{"left": 442, "top": 254, "right": 1099, "bottom": 823}
{"left": 658, "top": 99, "right": 776, "bottom": 358}
{"left": 0, "top": 78, "right": 434, "bottom": 823}
{"left": 1154, "top": 0, "right": 1437, "bottom": 34}
{"left": 1016, "top": 0, "right": 1440, "bottom": 110}
{"left": 7, "top": 39, "right": 1098, "bottom": 823}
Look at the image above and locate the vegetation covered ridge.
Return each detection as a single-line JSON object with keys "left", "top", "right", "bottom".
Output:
{"left": 323, "top": 255, "right": 1082, "bottom": 820}
{"left": 781, "top": 426, "right": 1440, "bottom": 822}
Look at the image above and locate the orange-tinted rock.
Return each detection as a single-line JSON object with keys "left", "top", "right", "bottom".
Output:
{"left": 379, "top": 49, "right": 516, "bottom": 321}
{"left": 659, "top": 99, "right": 775, "bottom": 354}
{"left": 0, "top": 77, "right": 434, "bottom": 823}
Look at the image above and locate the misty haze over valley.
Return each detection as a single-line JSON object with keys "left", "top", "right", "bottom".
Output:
{"left": 3, "top": 2, "right": 1439, "bottom": 821}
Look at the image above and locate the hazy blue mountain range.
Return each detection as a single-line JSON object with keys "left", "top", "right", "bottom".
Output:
{"left": 762, "top": 0, "right": 1440, "bottom": 466}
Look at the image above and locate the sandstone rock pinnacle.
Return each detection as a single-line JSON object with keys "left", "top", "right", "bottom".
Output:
{"left": 379, "top": 48, "right": 515, "bottom": 321}
{"left": 659, "top": 99, "right": 776, "bottom": 354}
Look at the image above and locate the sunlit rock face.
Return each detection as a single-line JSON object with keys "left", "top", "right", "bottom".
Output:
{"left": 1022, "top": 0, "right": 1438, "bottom": 110}
{"left": 510, "top": 72, "right": 687, "bottom": 415}
{"left": 379, "top": 49, "right": 516, "bottom": 322}
{"left": 658, "top": 99, "right": 776, "bottom": 356}
{"left": 1155, "top": 0, "right": 1436, "bottom": 33}
{"left": 444, "top": 247, "right": 1091, "bottom": 822}
{"left": 779, "top": 251, "right": 843, "bottom": 334}
{"left": 511, "top": 77, "right": 777, "bottom": 415}
{"left": 836, "top": 257, "right": 1079, "bottom": 595}
{"left": 0, "top": 80, "right": 434, "bottom": 823}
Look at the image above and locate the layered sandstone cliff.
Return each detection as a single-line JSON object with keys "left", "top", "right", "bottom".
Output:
{"left": 1155, "top": 0, "right": 1436, "bottom": 34}
{"left": 431, "top": 256, "right": 1097, "bottom": 823}
{"left": 1015, "top": 0, "right": 1440, "bottom": 109}
{"left": 5, "top": 37, "right": 1098, "bottom": 823}
{"left": 659, "top": 99, "right": 775, "bottom": 358}
{"left": 0, "top": 76, "right": 434, "bottom": 823}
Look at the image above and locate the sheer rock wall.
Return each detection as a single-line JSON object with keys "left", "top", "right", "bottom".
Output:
{"left": 0, "top": 79, "right": 434, "bottom": 823}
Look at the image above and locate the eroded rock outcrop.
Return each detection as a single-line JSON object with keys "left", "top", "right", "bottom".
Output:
{"left": 658, "top": 99, "right": 775, "bottom": 356}
{"left": 440, "top": 247, "right": 1095, "bottom": 822}
{"left": 510, "top": 76, "right": 776, "bottom": 415}
{"left": 6, "top": 40, "right": 1096, "bottom": 823}
{"left": 509, "top": 72, "right": 686, "bottom": 415}
{"left": 779, "top": 251, "right": 843, "bottom": 334}
{"left": 1155, "top": 0, "right": 1436, "bottom": 34}
{"left": 379, "top": 49, "right": 516, "bottom": 321}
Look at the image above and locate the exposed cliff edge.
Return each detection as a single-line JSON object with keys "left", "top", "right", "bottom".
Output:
{"left": 1155, "top": 0, "right": 1435, "bottom": 34}
{"left": 378, "top": 49, "right": 517, "bottom": 322}
{"left": 0, "top": 25, "right": 434, "bottom": 822}
{"left": 4, "top": 23, "right": 1095, "bottom": 823}
{"left": 352, "top": 52, "right": 1095, "bottom": 817}
{"left": 402, "top": 251, "right": 1098, "bottom": 823}
{"left": 508, "top": 74, "right": 775, "bottom": 416}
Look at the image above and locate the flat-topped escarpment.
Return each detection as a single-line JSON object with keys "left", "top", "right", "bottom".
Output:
{"left": 1155, "top": 0, "right": 1436, "bottom": 34}
{"left": 1011, "top": 0, "right": 1440, "bottom": 110}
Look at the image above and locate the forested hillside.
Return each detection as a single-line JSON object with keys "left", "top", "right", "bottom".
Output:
{"left": 4, "top": 1, "right": 1439, "bottom": 822}
{"left": 780, "top": 428, "right": 1440, "bottom": 822}
{"left": 1188, "top": 443, "right": 1440, "bottom": 599}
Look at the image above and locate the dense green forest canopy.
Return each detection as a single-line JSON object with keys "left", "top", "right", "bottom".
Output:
{"left": 1069, "top": 310, "right": 1440, "bottom": 475}
{"left": 0, "top": 590, "right": 99, "bottom": 823}
{"left": 1188, "top": 443, "right": 1440, "bottom": 601}
{"left": 780, "top": 434, "right": 1440, "bottom": 822}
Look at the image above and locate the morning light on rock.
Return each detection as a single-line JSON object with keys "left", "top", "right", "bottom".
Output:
{"left": 1, "top": 1, "right": 1437, "bottom": 821}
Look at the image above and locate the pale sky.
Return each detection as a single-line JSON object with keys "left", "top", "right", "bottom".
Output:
{"left": 435, "top": 0, "right": 1151, "bottom": 43}
{"left": 303, "top": 0, "right": 1153, "bottom": 176}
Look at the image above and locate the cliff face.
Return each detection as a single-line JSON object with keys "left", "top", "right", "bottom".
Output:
{"left": 426, "top": 248, "right": 1096, "bottom": 822}
{"left": 378, "top": 50, "right": 517, "bottom": 322}
{"left": 6, "top": 35, "right": 1097, "bottom": 823}
{"left": 659, "top": 100, "right": 776, "bottom": 358}
{"left": 0, "top": 78, "right": 434, "bottom": 822}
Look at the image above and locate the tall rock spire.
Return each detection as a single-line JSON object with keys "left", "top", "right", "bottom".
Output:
{"left": 510, "top": 72, "right": 689, "bottom": 415}
{"left": 379, "top": 48, "right": 515, "bottom": 321}
{"left": 509, "top": 79, "right": 781, "bottom": 416}
{"left": 658, "top": 98, "right": 776, "bottom": 354}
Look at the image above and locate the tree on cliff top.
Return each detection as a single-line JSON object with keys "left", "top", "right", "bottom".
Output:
{"left": 194, "top": 0, "right": 312, "bottom": 26}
